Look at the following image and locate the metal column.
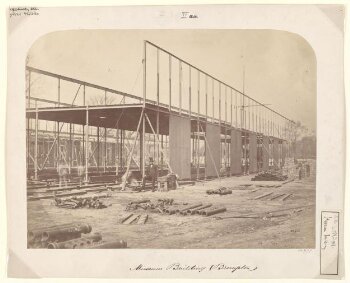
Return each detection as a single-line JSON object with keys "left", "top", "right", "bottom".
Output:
{"left": 85, "top": 106, "right": 89, "bottom": 183}
{"left": 34, "top": 105, "right": 38, "bottom": 180}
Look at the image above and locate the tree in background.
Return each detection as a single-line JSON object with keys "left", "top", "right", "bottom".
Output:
{"left": 294, "top": 121, "right": 316, "bottom": 159}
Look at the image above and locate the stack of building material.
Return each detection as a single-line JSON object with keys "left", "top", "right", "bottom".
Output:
{"left": 125, "top": 198, "right": 174, "bottom": 212}
{"left": 252, "top": 192, "right": 293, "bottom": 202}
{"left": 28, "top": 223, "right": 92, "bottom": 248}
{"left": 54, "top": 193, "right": 111, "bottom": 209}
{"left": 121, "top": 213, "right": 149, "bottom": 225}
{"left": 28, "top": 183, "right": 120, "bottom": 201}
{"left": 251, "top": 171, "right": 288, "bottom": 181}
{"left": 206, "top": 187, "right": 232, "bottom": 195}
{"left": 182, "top": 204, "right": 212, "bottom": 215}
{"left": 199, "top": 207, "right": 227, "bottom": 216}
{"left": 47, "top": 232, "right": 102, "bottom": 249}
{"left": 28, "top": 222, "right": 127, "bottom": 249}
{"left": 282, "top": 158, "right": 298, "bottom": 178}
{"left": 126, "top": 200, "right": 227, "bottom": 217}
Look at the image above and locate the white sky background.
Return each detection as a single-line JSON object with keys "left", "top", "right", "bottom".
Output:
{"left": 27, "top": 29, "right": 316, "bottom": 132}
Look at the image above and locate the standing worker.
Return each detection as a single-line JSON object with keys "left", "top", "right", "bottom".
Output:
{"left": 306, "top": 163, "right": 310, "bottom": 177}
{"left": 142, "top": 157, "right": 158, "bottom": 192}
{"left": 298, "top": 163, "right": 303, "bottom": 180}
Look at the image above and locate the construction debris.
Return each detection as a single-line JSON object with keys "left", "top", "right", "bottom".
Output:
{"left": 215, "top": 204, "right": 313, "bottom": 220}
{"left": 28, "top": 223, "right": 92, "bottom": 248}
{"left": 270, "top": 193, "right": 285, "bottom": 200}
{"left": 206, "top": 187, "right": 232, "bottom": 195}
{"left": 121, "top": 213, "right": 149, "bottom": 224}
{"left": 125, "top": 199, "right": 226, "bottom": 217}
{"left": 251, "top": 171, "right": 288, "bottom": 181}
{"left": 54, "top": 193, "right": 111, "bottom": 209}
{"left": 281, "top": 194, "right": 293, "bottom": 201}
{"left": 254, "top": 192, "right": 273, "bottom": 200}
{"left": 137, "top": 214, "right": 149, "bottom": 224}
{"left": 201, "top": 207, "right": 227, "bottom": 216}
{"left": 28, "top": 222, "right": 127, "bottom": 249}
{"left": 185, "top": 204, "right": 212, "bottom": 215}
{"left": 122, "top": 214, "right": 139, "bottom": 224}
{"left": 125, "top": 198, "right": 174, "bottom": 211}
{"left": 47, "top": 232, "right": 102, "bottom": 249}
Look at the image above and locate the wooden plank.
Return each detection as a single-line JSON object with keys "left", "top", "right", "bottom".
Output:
{"left": 44, "top": 182, "right": 113, "bottom": 192}
{"left": 121, "top": 214, "right": 134, "bottom": 224}
{"left": 254, "top": 192, "right": 273, "bottom": 200}
{"left": 123, "top": 214, "right": 140, "bottom": 225}
{"left": 136, "top": 214, "right": 148, "bottom": 224}
{"left": 281, "top": 194, "right": 293, "bottom": 201}
{"left": 28, "top": 190, "right": 87, "bottom": 201}
{"left": 270, "top": 193, "right": 285, "bottom": 200}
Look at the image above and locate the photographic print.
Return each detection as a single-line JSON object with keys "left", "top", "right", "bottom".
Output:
{"left": 6, "top": 5, "right": 345, "bottom": 279}
{"left": 25, "top": 29, "right": 316, "bottom": 249}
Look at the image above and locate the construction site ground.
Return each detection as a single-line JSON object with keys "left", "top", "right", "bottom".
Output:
{"left": 28, "top": 174, "right": 316, "bottom": 249}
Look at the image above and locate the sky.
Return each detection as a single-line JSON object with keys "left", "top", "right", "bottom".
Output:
{"left": 27, "top": 29, "right": 316, "bottom": 132}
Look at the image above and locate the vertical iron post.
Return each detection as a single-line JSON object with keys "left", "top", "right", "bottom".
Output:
{"left": 85, "top": 106, "right": 89, "bottom": 183}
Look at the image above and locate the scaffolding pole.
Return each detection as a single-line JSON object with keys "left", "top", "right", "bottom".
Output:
{"left": 122, "top": 109, "right": 144, "bottom": 190}
{"left": 141, "top": 113, "right": 145, "bottom": 177}
{"left": 143, "top": 40, "right": 146, "bottom": 107}
{"left": 104, "top": 127, "right": 107, "bottom": 172}
{"left": 84, "top": 106, "right": 89, "bottom": 183}
{"left": 34, "top": 105, "right": 38, "bottom": 180}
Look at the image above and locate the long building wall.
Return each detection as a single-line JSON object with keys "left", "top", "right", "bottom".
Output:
{"left": 29, "top": 117, "right": 288, "bottom": 180}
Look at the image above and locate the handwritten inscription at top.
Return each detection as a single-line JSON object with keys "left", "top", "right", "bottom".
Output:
{"left": 181, "top": 12, "right": 199, "bottom": 19}
{"left": 9, "top": 7, "right": 39, "bottom": 17}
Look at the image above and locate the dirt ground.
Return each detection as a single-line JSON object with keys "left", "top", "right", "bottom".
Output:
{"left": 27, "top": 172, "right": 316, "bottom": 249}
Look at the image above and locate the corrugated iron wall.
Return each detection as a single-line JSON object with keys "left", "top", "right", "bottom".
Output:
{"left": 249, "top": 133, "right": 258, "bottom": 173}
{"left": 262, "top": 136, "right": 269, "bottom": 171}
{"left": 230, "top": 129, "right": 242, "bottom": 175}
{"left": 273, "top": 138, "right": 279, "bottom": 167}
{"left": 205, "top": 123, "right": 221, "bottom": 178}
{"left": 282, "top": 141, "right": 287, "bottom": 167}
{"left": 169, "top": 114, "right": 191, "bottom": 179}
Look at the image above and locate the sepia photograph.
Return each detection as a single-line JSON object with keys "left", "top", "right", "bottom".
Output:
{"left": 25, "top": 29, "right": 317, "bottom": 249}
{"left": 5, "top": 3, "right": 347, "bottom": 279}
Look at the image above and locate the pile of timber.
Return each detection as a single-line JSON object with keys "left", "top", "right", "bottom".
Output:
{"left": 27, "top": 222, "right": 127, "bottom": 249}
{"left": 125, "top": 198, "right": 174, "bottom": 212}
{"left": 206, "top": 187, "right": 232, "bottom": 195}
{"left": 252, "top": 192, "right": 293, "bottom": 201}
{"left": 251, "top": 171, "right": 288, "bottom": 181}
{"left": 27, "top": 184, "right": 121, "bottom": 201}
{"left": 121, "top": 214, "right": 149, "bottom": 225}
{"left": 164, "top": 203, "right": 227, "bottom": 217}
{"left": 126, "top": 200, "right": 227, "bottom": 217}
{"left": 54, "top": 192, "right": 112, "bottom": 209}
{"left": 214, "top": 205, "right": 312, "bottom": 220}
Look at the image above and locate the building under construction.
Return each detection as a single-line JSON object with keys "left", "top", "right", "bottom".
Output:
{"left": 26, "top": 40, "right": 297, "bottom": 184}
